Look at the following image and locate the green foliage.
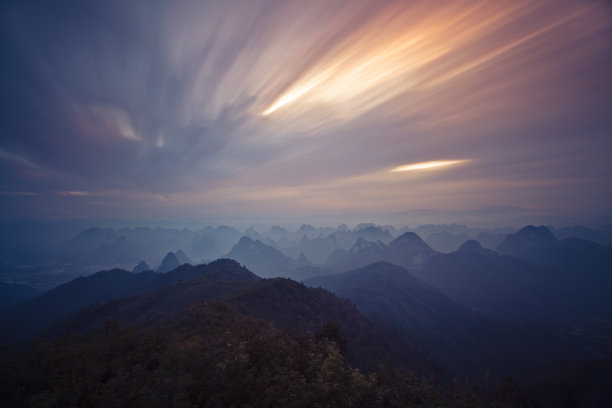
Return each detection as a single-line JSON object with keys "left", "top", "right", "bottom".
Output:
{"left": 0, "top": 301, "right": 505, "bottom": 407}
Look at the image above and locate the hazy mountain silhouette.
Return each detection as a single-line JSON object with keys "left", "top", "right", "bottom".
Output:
{"left": 224, "top": 236, "right": 307, "bottom": 278}
{"left": 456, "top": 239, "right": 497, "bottom": 256}
{"left": 283, "top": 234, "right": 341, "bottom": 264}
{"left": 325, "top": 232, "right": 438, "bottom": 271}
{"left": 411, "top": 240, "right": 612, "bottom": 319}
{"left": 352, "top": 225, "right": 394, "bottom": 243}
{"left": 174, "top": 249, "right": 192, "bottom": 265}
{"left": 553, "top": 225, "right": 612, "bottom": 246}
{"left": 496, "top": 225, "right": 557, "bottom": 256}
{"left": 157, "top": 251, "right": 180, "bottom": 273}
{"left": 132, "top": 260, "right": 151, "bottom": 273}
{"left": 497, "top": 225, "right": 612, "bottom": 273}
{"left": 305, "top": 262, "right": 535, "bottom": 377}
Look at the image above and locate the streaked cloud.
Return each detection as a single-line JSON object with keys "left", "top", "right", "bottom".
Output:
{"left": 391, "top": 160, "right": 468, "bottom": 173}
{"left": 0, "top": 0, "right": 610, "bottom": 221}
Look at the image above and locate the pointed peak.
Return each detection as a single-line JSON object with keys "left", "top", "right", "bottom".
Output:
{"left": 132, "top": 260, "right": 151, "bottom": 273}
{"left": 157, "top": 252, "right": 180, "bottom": 273}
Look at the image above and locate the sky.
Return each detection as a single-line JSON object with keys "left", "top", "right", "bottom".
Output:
{"left": 1, "top": 0, "right": 611, "bottom": 225}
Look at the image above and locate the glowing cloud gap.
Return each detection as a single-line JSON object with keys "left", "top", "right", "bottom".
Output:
{"left": 391, "top": 160, "right": 468, "bottom": 172}
{"left": 262, "top": 83, "right": 316, "bottom": 115}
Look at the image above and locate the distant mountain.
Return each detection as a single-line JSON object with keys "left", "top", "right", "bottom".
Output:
{"left": 174, "top": 249, "right": 192, "bottom": 265}
{"left": 497, "top": 225, "right": 612, "bottom": 271}
{"left": 325, "top": 232, "right": 438, "bottom": 271}
{"left": 132, "top": 260, "right": 151, "bottom": 273}
{"left": 85, "top": 236, "right": 140, "bottom": 266}
{"left": 67, "top": 227, "right": 116, "bottom": 251}
{"left": 305, "top": 262, "right": 534, "bottom": 378}
{"left": 267, "top": 225, "right": 290, "bottom": 236}
{"left": 352, "top": 226, "right": 394, "bottom": 243}
{"left": 282, "top": 234, "right": 341, "bottom": 264}
{"left": 553, "top": 225, "right": 612, "bottom": 246}
{"left": 324, "top": 237, "right": 386, "bottom": 270}
{"left": 201, "top": 225, "right": 242, "bottom": 254}
{"left": 297, "top": 224, "right": 318, "bottom": 239}
{"left": 456, "top": 239, "right": 497, "bottom": 256}
{"left": 224, "top": 236, "right": 306, "bottom": 278}
{"left": 385, "top": 232, "right": 437, "bottom": 264}
{"left": 0, "top": 262, "right": 225, "bottom": 343}
{"left": 0, "top": 282, "right": 44, "bottom": 312}
{"left": 188, "top": 233, "right": 218, "bottom": 260}
{"left": 412, "top": 241, "right": 612, "bottom": 319}
{"left": 157, "top": 251, "right": 180, "bottom": 273}
{"left": 496, "top": 225, "right": 557, "bottom": 256}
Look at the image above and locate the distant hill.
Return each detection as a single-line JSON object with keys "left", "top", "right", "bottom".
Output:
{"left": 305, "top": 262, "right": 534, "bottom": 378}
{"left": 324, "top": 232, "right": 437, "bottom": 271}
{"left": 157, "top": 251, "right": 180, "bottom": 273}
{"left": 496, "top": 225, "right": 557, "bottom": 256}
{"left": 224, "top": 236, "right": 307, "bottom": 278}
{"left": 456, "top": 239, "right": 497, "bottom": 256}
{"left": 497, "top": 225, "right": 612, "bottom": 271}
{"left": 132, "top": 260, "right": 151, "bottom": 273}
{"left": 413, "top": 241, "right": 612, "bottom": 319}
{"left": 174, "top": 249, "right": 192, "bottom": 265}
{"left": 553, "top": 225, "right": 612, "bottom": 246}
{"left": 0, "top": 261, "right": 235, "bottom": 343}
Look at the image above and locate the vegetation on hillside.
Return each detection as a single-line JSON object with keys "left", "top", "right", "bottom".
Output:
{"left": 0, "top": 301, "right": 507, "bottom": 408}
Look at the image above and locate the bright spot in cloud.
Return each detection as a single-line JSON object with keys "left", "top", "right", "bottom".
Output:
{"left": 391, "top": 160, "right": 468, "bottom": 172}
{"left": 61, "top": 190, "right": 91, "bottom": 196}
{"left": 262, "top": 83, "right": 316, "bottom": 116}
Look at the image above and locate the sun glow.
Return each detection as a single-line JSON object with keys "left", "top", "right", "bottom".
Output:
{"left": 391, "top": 160, "right": 468, "bottom": 172}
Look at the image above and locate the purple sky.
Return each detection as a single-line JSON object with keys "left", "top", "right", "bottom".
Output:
{"left": 1, "top": 0, "right": 611, "bottom": 224}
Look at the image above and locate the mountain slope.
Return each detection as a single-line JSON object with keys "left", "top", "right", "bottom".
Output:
{"left": 47, "top": 263, "right": 444, "bottom": 378}
{"left": 413, "top": 245, "right": 612, "bottom": 319}
{"left": 0, "top": 261, "right": 240, "bottom": 343}
{"left": 306, "top": 262, "right": 531, "bottom": 378}
{"left": 0, "top": 299, "right": 496, "bottom": 408}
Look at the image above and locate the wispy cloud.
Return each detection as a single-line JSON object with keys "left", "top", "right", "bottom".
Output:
{"left": 0, "top": 0, "right": 610, "bottom": 219}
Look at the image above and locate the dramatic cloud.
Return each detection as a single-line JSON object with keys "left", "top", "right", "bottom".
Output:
{"left": 0, "top": 0, "right": 610, "bottom": 221}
